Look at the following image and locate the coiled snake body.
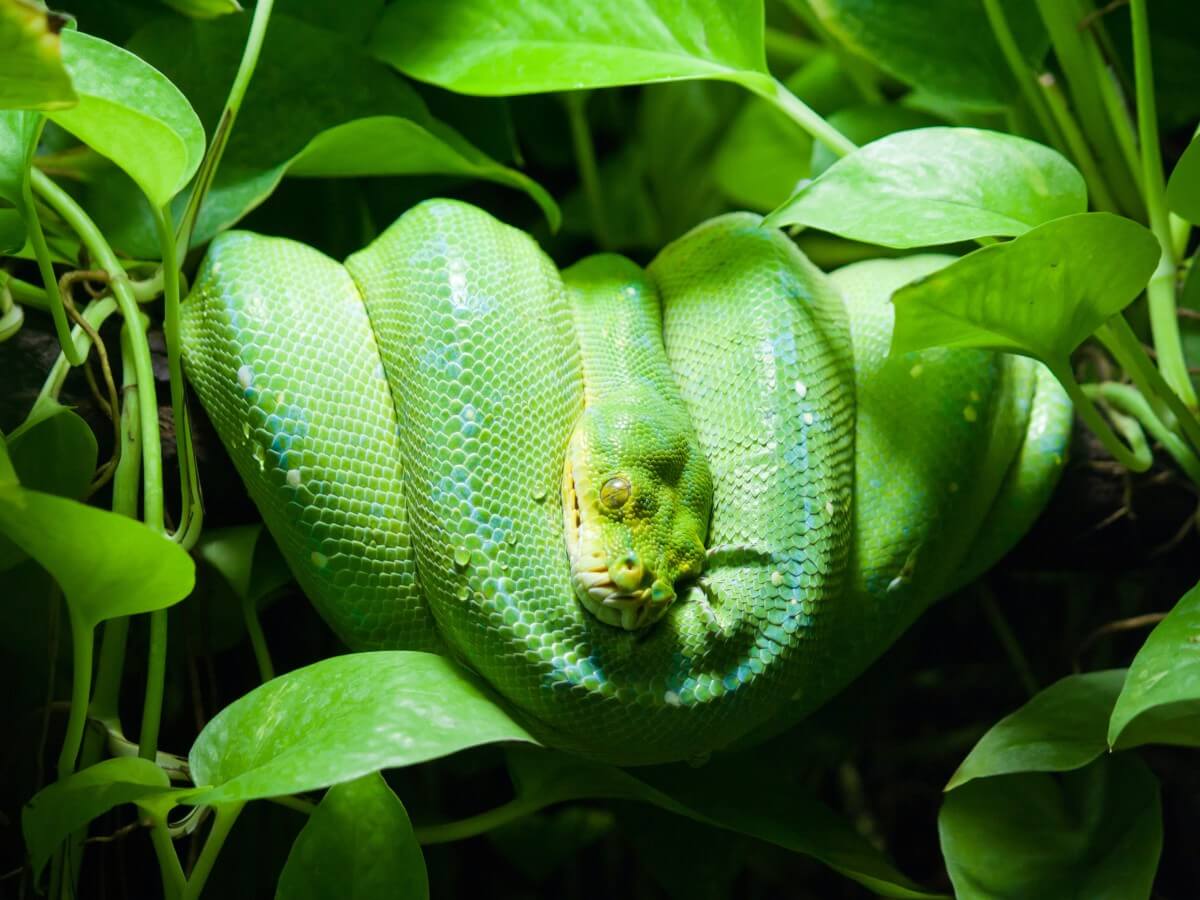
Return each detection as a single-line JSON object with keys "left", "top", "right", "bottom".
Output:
{"left": 181, "top": 201, "right": 1071, "bottom": 765}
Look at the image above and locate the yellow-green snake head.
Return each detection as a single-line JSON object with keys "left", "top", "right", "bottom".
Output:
{"left": 562, "top": 397, "right": 712, "bottom": 631}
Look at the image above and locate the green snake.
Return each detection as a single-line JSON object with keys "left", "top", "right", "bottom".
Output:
{"left": 180, "top": 200, "right": 1071, "bottom": 765}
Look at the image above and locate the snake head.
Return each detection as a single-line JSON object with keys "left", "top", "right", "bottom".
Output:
{"left": 563, "top": 398, "right": 711, "bottom": 631}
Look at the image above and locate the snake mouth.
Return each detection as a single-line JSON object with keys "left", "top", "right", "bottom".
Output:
{"left": 563, "top": 451, "right": 670, "bottom": 631}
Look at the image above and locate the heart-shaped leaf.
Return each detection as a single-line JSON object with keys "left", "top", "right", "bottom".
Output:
{"left": 183, "top": 651, "right": 536, "bottom": 806}
{"left": 939, "top": 755, "right": 1161, "bottom": 900}
{"left": 766, "top": 128, "right": 1086, "bottom": 247}
{"left": 47, "top": 29, "right": 204, "bottom": 207}
{"left": 0, "top": 435, "right": 194, "bottom": 630}
{"left": 1108, "top": 579, "right": 1200, "bottom": 750}
{"left": 890, "top": 213, "right": 1161, "bottom": 363}
{"left": 1167, "top": 134, "right": 1200, "bottom": 224}
{"left": 808, "top": 0, "right": 1049, "bottom": 107}
{"left": 22, "top": 757, "right": 172, "bottom": 880}
{"left": 946, "top": 670, "right": 1126, "bottom": 790}
{"left": 276, "top": 772, "right": 429, "bottom": 900}
{"left": 371, "top": 0, "right": 772, "bottom": 96}
{"left": 0, "top": 0, "right": 76, "bottom": 109}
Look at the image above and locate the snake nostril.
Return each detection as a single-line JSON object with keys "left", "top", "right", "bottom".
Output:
{"left": 610, "top": 551, "right": 644, "bottom": 591}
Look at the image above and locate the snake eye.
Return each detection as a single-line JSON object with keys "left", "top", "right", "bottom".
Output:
{"left": 600, "top": 476, "right": 631, "bottom": 509}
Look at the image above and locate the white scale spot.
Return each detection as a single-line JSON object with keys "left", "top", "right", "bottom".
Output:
{"left": 770, "top": 570, "right": 783, "bottom": 586}
{"left": 794, "top": 381, "right": 808, "bottom": 398}
{"left": 663, "top": 690, "right": 681, "bottom": 707}
{"left": 886, "top": 575, "right": 906, "bottom": 593}
{"left": 237, "top": 365, "right": 254, "bottom": 389}
{"left": 286, "top": 468, "right": 301, "bottom": 488}
{"left": 825, "top": 500, "right": 835, "bottom": 517}
{"left": 802, "top": 412, "right": 815, "bottom": 426}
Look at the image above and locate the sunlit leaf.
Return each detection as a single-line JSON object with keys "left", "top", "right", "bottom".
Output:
{"left": 890, "top": 213, "right": 1160, "bottom": 364}
{"left": 161, "top": 0, "right": 240, "bottom": 18}
{"left": 939, "top": 755, "right": 1161, "bottom": 900}
{"left": 766, "top": 128, "right": 1086, "bottom": 247}
{"left": 371, "top": 0, "right": 772, "bottom": 95}
{"left": 1109, "top": 579, "right": 1200, "bottom": 749}
{"left": 183, "top": 652, "right": 536, "bottom": 806}
{"left": 0, "top": 0, "right": 76, "bottom": 109}
{"left": 946, "top": 670, "right": 1125, "bottom": 789}
{"left": 0, "top": 435, "right": 194, "bottom": 629}
{"left": 276, "top": 772, "right": 428, "bottom": 900}
{"left": 808, "top": 0, "right": 1048, "bottom": 106}
{"left": 0, "top": 110, "right": 41, "bottom": 206}
{"left": 22, "top": 757, "right": 171, "bottom": 879}
{"left": 1167, "top": 134, "right": 1200, "bottom": 224}
{"left": 47, "top": 29, "right": 204, "bottom": 207}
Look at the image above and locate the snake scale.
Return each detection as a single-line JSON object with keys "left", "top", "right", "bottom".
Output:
{"left": 181, "top": 200, "right": 1071, "bottom": 765}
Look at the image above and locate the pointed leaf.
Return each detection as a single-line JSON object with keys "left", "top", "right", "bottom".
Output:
{"left": 161, "top": 0, "right": 241, "bottom": 18}
{"left": 939, "top": 755, "right": 1162, "bottom": 900}
{"left": 0, "top": 435, "right": 195, "bottom": 630}
{"left": 766, "top": 128, "right": 1086, "bottom": 247}
{"left": 276, "top": 772, "right": 428, "bottom": 900}
{"left": 371, "top": 0, "right": 771, "bottom": 96}
{"left": 1167, "top": 134, "right": 1200, "bottom": 224}
{"left": 183, "top": 651, "right": 536, "bottom": 806}
{"left": 946, "top": 670, "right": 1126, "bottom": 790}
{"left": 0, "top": 0, "right": 76, "bottom": 109}
{"left": 1109, "top": 579, "right": 1200, "bottom": 749}
{"left": 890, "top": 213, "right": 1160, "bottom": 363}
{"left": 47, "top": 29, "right": 204, "bottom": 206}
{"left": 22, "top": 757, "right": 172, "bottom": 879}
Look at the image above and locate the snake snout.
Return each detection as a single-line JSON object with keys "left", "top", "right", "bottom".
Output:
{"left": 609, "top": 551, "right": 645, "bottom": 591}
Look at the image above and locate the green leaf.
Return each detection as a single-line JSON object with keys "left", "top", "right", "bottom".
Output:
{"left": 96, "top": 14, "right": 556, "bottom": 257}
{"left": 276, "top": 772, "right": 428, "bottom": 900}
{"left": 370, "top": 0, "right": 771, "bottom": 96}
{"left": 939, "top": 755, "right": 1162, "bottom": 900}
{"left": 161, "top": 0, "right": 241, "bottom": 18}
{"left": 711, "top": 53, "right": 858, "bottom": 211}
{"left": 0, "top": 206, "right": 23, "bottom": 254}
{"left": 22, "top": 757, "right": 172, "bottom": 879}
{"left": 0, "top": 434, "right": 195, "bottom": 630}
{"left": 183, "top": 651, "right": 536, "bottom": 806}
{"left": 890, "top": 213, "right": 1161, "bottom": 364}
{"left": 502, "top": 748, "right": 943, "bottom": 899}
{"left": 46, "top": 29, "right": 204, "bottom": 207}
{"left": 810, "top": 104, "right": 942, "bottom": 177}
{"left": 1167, "top": 135, "right": 1200, "bottom": 224}
{"left": 0, "top": 109, "right": 41, "bottom": 206}
{"left": 765, "top": 127, "right": 1086, "bottom": 247}
{"left": 946, "top": 670, "right": 1126, "bottom": 790}
{"left": 809, "top": 0, "right": 1048, "bottom": 107}
{"left": 1108, "top": 579, "right": 1200, "bottom": 749}
{"left": 0, "top": 0, "right": 76, "bottom": 109}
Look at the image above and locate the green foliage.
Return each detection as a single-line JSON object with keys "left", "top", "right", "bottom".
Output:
{"left": 1109, "top": 579, "right": 1200, "bottom": 748}
{"left": 766, "top": 127, "right": 1087, "bottom": 245}
{"left": 184, "top": 652, "right": 536, "bottom": 805}
{"left": 1167, "top": 134, "right": 1200, "bottom": 223}
{"left": 275, "top": 773, "right": 429, "bottom": 900}
{"left": 0, "top": 0, "right": 76, "bottom": 108}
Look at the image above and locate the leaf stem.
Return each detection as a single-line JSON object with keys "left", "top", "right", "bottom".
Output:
{"left": 1086, "top": 382, "right": 1200, "bottom": 485}
{"left": 21, "top": 177, "right": 83, "bottom": 366}
{"left": 981, "top": 0, "right": 1067, "bottom": 153}
{"left": 978, "top": 587, "right": 1039, "bottom": 697}
{"left": 1096, "top": 315, "right": 1200, "bottom": 454}
{"left": 751, "top": 76, "right": 856, "bottom": 158}
{"left": 181, "top": 803, "right": 244, "bottom": 900}
{"left": 176, "top": 0, "right": 275, "bottom": 254}
{"left": 1049, "top": 360, "right": 1152, "bottom": 471}
{"left": 138, "top": 609, "right": 169, "bottom": 762}
{"left": 148, "top": 815, "right": 186, "bottom": 900}
{"left": 33, "top": 298, "right": 118, "bottom": 405}
{"left": 243, "top": 594, "right": 274, "bottom": 683}
{"left": 563, "top": 92, "right": 610, "bottom": 250}
{"left": 1037, "top": 73, "right": 1118, "bottom": 213}
{"left": 1129, "top": 0, "right": 1195, "bottom": 410}
{"left": 55, "top": 607, "right": 94, "bottom": 779}
{"left": 1, "top": 271, "right": 49, "bottom": 307}
{"left": 31, "top": 169, "right": 165, "bottom": 531}
{"left": 414, "top": 797, "right": 541, "bottom": 845}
